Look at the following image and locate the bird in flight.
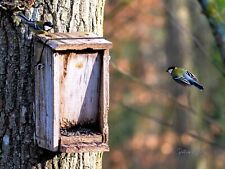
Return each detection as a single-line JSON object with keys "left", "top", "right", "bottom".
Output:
{"left": 167, "top": 66, "right": 204, "bottom": 90}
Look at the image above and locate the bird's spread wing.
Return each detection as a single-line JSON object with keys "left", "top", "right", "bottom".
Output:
{"left": 16, "top": 13, "right": 42, "bottom": 31}
{"left": 186, "top": 71, "right": 198, "bottom": 81}
{"left": 173, "top": 76, "right": 191, "bottom": 85}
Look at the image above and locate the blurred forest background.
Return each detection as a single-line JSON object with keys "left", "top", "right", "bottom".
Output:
{"left": 103, "top": 0, "right": 225, "bottom": 169}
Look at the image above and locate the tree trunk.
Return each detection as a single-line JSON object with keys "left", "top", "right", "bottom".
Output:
{"left": 0, "top": 0, "right": 106, "bottom": 168}
{"left": 165, "top": 0, "right": 194, "bottom": 168}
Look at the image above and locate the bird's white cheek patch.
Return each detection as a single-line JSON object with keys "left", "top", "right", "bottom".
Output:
{"left": 44, "top": 25, "right": 53, "bottom": 31}
{"left": 168, "top": 69, "right": 173, "bottom": 73}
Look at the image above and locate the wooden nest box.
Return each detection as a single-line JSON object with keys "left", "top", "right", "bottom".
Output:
{"left": 34, "top": 32, "right": 112, "bottom": 153}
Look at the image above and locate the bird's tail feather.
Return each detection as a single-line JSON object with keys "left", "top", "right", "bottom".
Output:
{"left": 16, "top": 13, "right": 31, "bottom": 25}
{"left": 192, "top": 81, "right": 204, "bottom": 90}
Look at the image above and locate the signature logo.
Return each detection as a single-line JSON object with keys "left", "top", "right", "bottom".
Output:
{"left": 176, "top": 147, "right": 191, "bottom": 157}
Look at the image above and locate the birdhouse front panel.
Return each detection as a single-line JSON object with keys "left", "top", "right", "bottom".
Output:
{"left": 34, "top": 32, "right": 112, "bottom": 152}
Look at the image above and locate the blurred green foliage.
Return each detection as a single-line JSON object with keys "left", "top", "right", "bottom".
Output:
{"left": 109, "top": 105, "right": 137, "bottom": 147}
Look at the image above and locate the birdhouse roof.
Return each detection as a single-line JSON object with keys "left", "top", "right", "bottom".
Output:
{"left": 34, "top": 32, "right": 112, "bottom": 51}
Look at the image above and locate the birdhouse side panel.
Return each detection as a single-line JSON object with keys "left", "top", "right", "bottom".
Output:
{"left": 35, "top": 46, "right": 59, "bottom": 151}
{"left": 45, "top": 48, "right": 59, "bottom": 151}
{"left": 35, "top": 63, "right": 47, "bottom": 146}
{"left": 99, "top": 50, "right": 110, "bottom": 143}
{"left": 35, "top": 44, "right": 49, "bottom": 147}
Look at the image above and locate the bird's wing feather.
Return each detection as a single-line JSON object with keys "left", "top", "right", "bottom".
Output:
{"left": 16, "top": 13, "right": 42, "bottom": 31}
{"left": 173, "top": 76, "right": 191, "bottom": 85}
{"left": 186, "top": 71, "right": 198, "bottom": 81}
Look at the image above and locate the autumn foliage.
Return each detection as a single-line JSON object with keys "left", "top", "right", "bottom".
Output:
{"left": 103, "top": 0, "right": 225, "bottom": 168}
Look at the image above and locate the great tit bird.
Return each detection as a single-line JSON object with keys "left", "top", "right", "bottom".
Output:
{"left": 167, "top": 66, "right": 204, "bottom": 90}
{"left": 16, "top": 13, "right": 53, "bottom": 34}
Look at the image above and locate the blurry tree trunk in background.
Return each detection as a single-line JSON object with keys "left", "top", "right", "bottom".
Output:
{"left": 165, "top": 0, "right": 195, "bottom": 168}
{"left": 189, "top": 1, "right": 216, "bottom": 168}
{"left": 197, "top": 0, "right": 225, "bottom": 64}
{"left": 0, "top": 0, "right": 105, "bottom": 168}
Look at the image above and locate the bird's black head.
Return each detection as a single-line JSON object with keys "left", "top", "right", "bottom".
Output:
{"left": 166, "top": 66, "right": 176, "bottom": 74}
{"left": 43, "top": 22, "right": 53, "bottom": 31}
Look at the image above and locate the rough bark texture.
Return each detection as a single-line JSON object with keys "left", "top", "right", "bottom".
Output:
{"left": 0, "top": 0, "right": 106, "bottom": 168}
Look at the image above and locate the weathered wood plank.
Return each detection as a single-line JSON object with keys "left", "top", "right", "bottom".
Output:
{"left": 33, "top": 41, "right": 45, "bottom": 64}
{"left": 44, "top": 47, "right": 51, "bottom": 149}
{"left": 34, "top": 32, "right": 112, "bottom": 51}
{"left": 35, "top": 64, "right": 41, "bottom": 141}
{"left": 60, "top": 143, "right": 109, "bottom": 153}
{"left": 53, "top": 52, "right": 61, "bottom": 151}
{"left": 39, "top": 64, "right": 46, "bottom": 144}
{"left": 36, "top": 46, "right": 59, "bottom": 151}
{"left": 61, "top": 135, "right": 102, "bottom": 145}
{"left": 100, "top": 50, "right": 110, "bottom": 143}
{"left": 35, "top": 43, "right": 47, "bottom": 147}
{"left": 46, "top": 47, "right": 59, "bottom": 151}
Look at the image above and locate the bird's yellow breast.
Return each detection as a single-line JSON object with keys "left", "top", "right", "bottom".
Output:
{"left": 171, "top": 67, "right": 186, "bottom": 77}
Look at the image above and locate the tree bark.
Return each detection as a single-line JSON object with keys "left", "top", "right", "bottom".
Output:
{"left": 0, "top": 0, "right": 106, "bottom": 168}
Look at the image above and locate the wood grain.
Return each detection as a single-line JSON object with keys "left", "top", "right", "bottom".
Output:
{"left": 57, "top": 52, "right": 101, "bottom": 128}
{"left": 35, "top": 46, "right": 59, "bottom": 151}
{"left": 60, "top": 143, "right": 109, "bottom": 153}
{"left": 61, "top": 135, "right": 102, "bottom": 145}
{"left": 34, "top": 32, "right": 112, "bottom": 51}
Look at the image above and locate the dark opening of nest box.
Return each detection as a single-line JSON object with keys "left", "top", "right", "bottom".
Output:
{"left": 34, "top": 32, "right": 112, "bottom": 153}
